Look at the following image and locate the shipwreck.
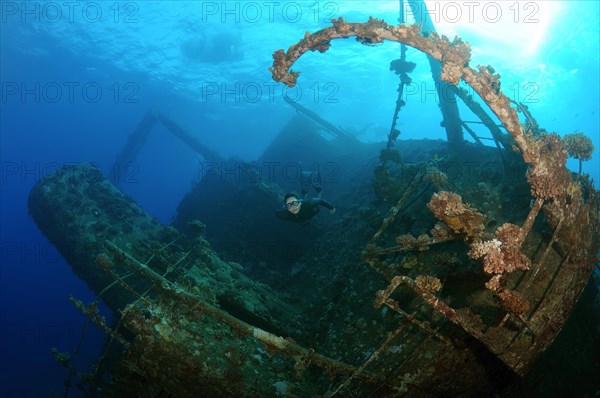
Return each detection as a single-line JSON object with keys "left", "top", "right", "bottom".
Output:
{"left": 29, "top": 17, "right": 599, "bottom": 398}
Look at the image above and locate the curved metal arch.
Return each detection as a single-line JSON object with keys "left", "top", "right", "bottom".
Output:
{"left": 269, "top": 17, "right": 532, "bottom": 159}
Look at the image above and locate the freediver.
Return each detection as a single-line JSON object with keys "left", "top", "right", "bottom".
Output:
{"left": 275, "top": 171, "right": 335, "bottom": 224}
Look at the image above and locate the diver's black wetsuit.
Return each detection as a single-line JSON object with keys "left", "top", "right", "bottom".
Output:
{"left": 275, "top": 198, "right": 335, "bottom": 223}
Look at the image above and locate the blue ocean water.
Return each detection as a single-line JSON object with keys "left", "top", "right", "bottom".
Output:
{"left": 0, "top": 1, "right": 598, "bottom": 397}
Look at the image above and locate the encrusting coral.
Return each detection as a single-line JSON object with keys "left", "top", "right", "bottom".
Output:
{"left": 469, "top": 239, "right": 504, "bottom": 274}
{"left": 427, "top": 191, "right": 485, "bottom": 239}
{"left": 494, "top": 223, "right": 530, "bottom": 271}
{"left": 470, "top": 223, "right": 532, "bottom": 320}
{"left": 270, "top": 17, "right": 471, "bottom": 88}
{"left": 266, "top": 16, "right": 600, "bottom": 386}
{"left": 430, "top": 222, "right": 453, "bottom": 241}
{"left": 415, "top": 275, "right": 442, "bottom": 293}
{"left": 496, "top": 289, "right": 530, "bottom": 316}
{"left": 423, "top": 166, "right": 449, "bottom": 189}
{"left": 389, "top": 228, "right": 453, "bottom": 256}
{"left": 526, "top": 133, "right": 570, "bottom": 200}
{"left": 485, "top": 275, "right": 530, "bottom": 316}
{"left": 468, "top": 223, "right": 530, "bottom": 274}
{"left": 395, "top": 234, "right": 417, "bottom": 249}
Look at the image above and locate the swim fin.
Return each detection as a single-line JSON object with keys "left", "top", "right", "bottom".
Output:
{"left": 312, "top": 171, "right": 322, "bottom": 193}
{"left": 301, "top": 171, "right": 312, "bottom": 196}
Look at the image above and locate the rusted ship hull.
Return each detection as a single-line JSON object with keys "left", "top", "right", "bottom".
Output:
{"left": 28, "top": 19, "right": 600, "bottom": 398}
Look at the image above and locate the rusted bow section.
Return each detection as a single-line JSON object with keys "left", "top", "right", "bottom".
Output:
{"left": 271, "top": 17, "right": 600, "bottom": 376}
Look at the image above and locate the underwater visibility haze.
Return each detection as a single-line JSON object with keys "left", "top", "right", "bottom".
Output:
{"left": 1, "top": 1, "right": 600, "bottom": 397}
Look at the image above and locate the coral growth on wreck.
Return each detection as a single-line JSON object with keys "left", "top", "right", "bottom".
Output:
{"left": 484, "top": 275, "right": 529, "bottom": 316}
{"left": 468, "top": 223, "right": 530, "bottom": 274}
{"left": 564, "top": 132, "right": 594, "bottom": 162}
{"left": 25, "top": 15, "right": 599, "bottom": 398}
{"left": 526, "top": 133, "right": 570, "bottom": 200}
{"left": 427, "top": 191, "right": 485, "bottom": 238}
{"left": 564, "top": 131, "right": 594, "bottom": 175}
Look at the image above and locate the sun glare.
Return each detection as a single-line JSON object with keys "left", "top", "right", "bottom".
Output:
{"left": 416, "top": 1, "right": 563, "bottom": 59}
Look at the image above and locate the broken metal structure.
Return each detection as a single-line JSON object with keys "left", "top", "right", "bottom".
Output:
{"left": 29, "top": 17, "right": 599, "bottom": 398}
